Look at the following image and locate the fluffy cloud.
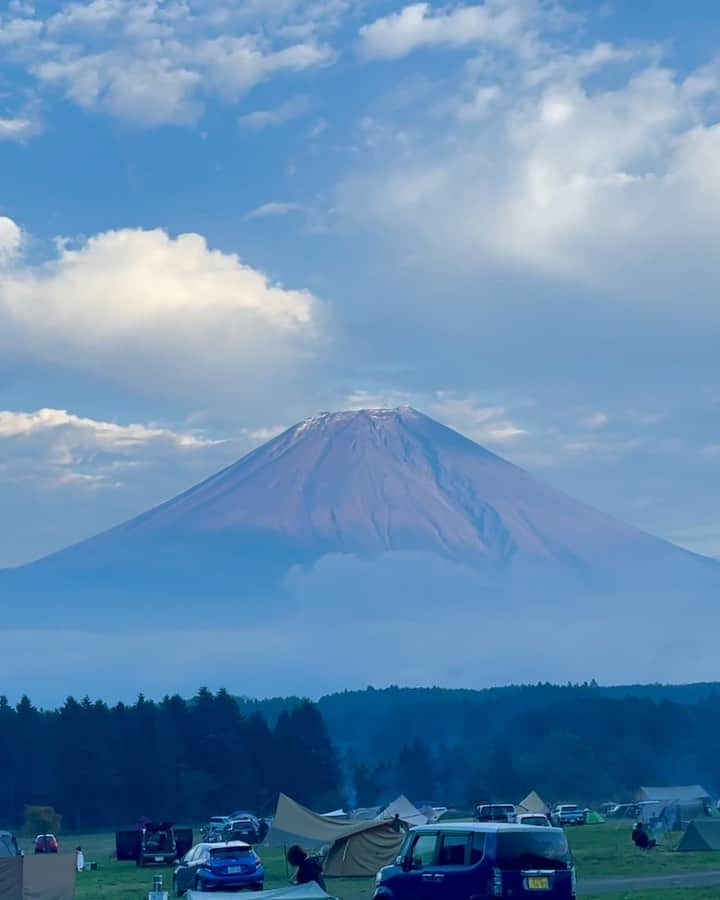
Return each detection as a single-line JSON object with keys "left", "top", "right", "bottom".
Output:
{"left": 0, "top": 216, "right": 22, "bottom": 263}
{"left": 357, "top": 1, "right": 542, "bottom": 60}
{"left": 238, "top": 95, "right": 311, "bottom": 130}
{"left": 246, "top": 202, "right": 303, "bottom": 219}
{"left": 347, "top": 17, "right": 720, "bottom": 301}
{"left": 0, "top": 0, "right": 336, "bottom": 125}
{"left": 0, "top": 407, "right": 218, "bottom": 488}
{"left": 0, "top": 114, "right": 41, "bottom": 140}
{"left": 0, "top": 227, "right": 324, "bottom": 400}
{"left": 0, "top": 405, "right": 247, "bottom": 567}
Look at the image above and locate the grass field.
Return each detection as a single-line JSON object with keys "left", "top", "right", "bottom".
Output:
{"left": 12, "top": 822, "right": 720, "bottom": 898}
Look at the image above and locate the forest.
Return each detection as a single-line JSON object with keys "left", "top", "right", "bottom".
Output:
{"left": 2, "top": 682, "right": 720, "bottom": 829}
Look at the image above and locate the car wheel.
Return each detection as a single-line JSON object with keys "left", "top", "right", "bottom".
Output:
{"left": 194, "top": 875, "right": 205, "bottom": 893}
{"left": 250, "top": 883, "right": 263, "bottom": 891}
{"left": 173, "top": 877, "right": 186, "bottom": 897}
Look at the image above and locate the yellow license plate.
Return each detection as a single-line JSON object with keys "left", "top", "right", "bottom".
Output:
{"left": 527, "top": 877, "right": 549, "bottom": 890}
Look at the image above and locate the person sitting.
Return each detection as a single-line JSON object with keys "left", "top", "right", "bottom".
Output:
{"left": 632, "top": 821, "right": 656, "bottom": 849}
{"left": 287, "top": 844, "right": 326, "bottom": 890}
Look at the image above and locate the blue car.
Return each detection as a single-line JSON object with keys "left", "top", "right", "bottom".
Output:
{"left": 374, "top": 822, "right": 575, "bottom": 900}
{"left": 173, "top": 841, "right": 264, "bottom": 894}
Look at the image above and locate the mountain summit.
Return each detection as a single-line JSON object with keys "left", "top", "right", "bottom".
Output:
{"left": 91, "top": 405, "right": 682, "bottom": 570}
{"left": 3, "top": 407, "right": 718, "bottom": 694}
{"left": 10, "top": 406, "right": 710, "bottom": 583}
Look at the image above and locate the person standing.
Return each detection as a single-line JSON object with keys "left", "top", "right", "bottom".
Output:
{"left": 287, "top": 845, "right": 326, "bottom": 890}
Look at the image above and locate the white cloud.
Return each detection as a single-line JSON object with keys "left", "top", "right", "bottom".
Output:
{"left": 238, "top": 95, "right": 311, "bottom": 130}
{"left": 0, "top": 216, "right": 22, "bottom": 264}
{"left": 344, "top": 30, "right": 720, "bottom": 300}
{"left": 582, "top": 412, "right": 609, "bottom": 429}
{"left": 357, "top": 1, "right": 541, "bottom": 60}
{"left": 0, "top": 114, "right": 41, "bottom": 140}
{"left": 0, "top": 227, "right": 324, "bottom": 400}
{"left": 0, "top": 0, "right": 336, "bottom": 125}
{"left": 342, "top": 388, "right": 528, "bottom": 446}
{"left": 246, "top": 201, "right": 303, "bottom": 219}
{"left": 0, "top": 407, "right": 220, "bottom": 490}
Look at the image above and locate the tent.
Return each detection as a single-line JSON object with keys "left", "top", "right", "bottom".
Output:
{"left": 380, "top": 796, "right": 428, "bottom": 828}
{"left": 637, "top": 786, "right": 710, "bottom": 804}
{"left": 518, "top": 791, "right": 549, "bottom": 815}
{"left": 584, "top": 811, "right": 605, "bottom": 825}
{"left": 267, "top": 794, "right": 404, "bottom": 877}
{"left": 189, "top": 883, "right": 338, "bottom": 900}
{"left": 324, "top": 824, "right": 403, "bottom": 878}
{"left": 678, "top": 820, "right": 720, "bottom": 852}
{"left": 0, "top": 854, "right": 76, "bottom": 900}
{"left": 659, "top": 801, "right": 711, "bottom": 831}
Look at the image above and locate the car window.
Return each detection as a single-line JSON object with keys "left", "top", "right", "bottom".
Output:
{"left": 410, "top": 834, "right": 438, "bottom": 869}
{"left": 438, "top": 833, "right": 468, "bottom": 866}
{"left": 211, "top": 847, "right": 253, "bottom": 860}
{"left": 470, "top": 831, "right": 486, "bottom": 865}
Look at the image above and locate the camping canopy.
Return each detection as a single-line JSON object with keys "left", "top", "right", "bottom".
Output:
{"left": 324, "top": 825, "right": 403, "bottom": 878}
{"left": 0, "top": 854, "right": 76, "bottom": 900}
{"left": 518, "top": 791, "right": 549, "bottom": 815}
{"left": 268, "top": 794, "right": 377, "bottom": 849}
{"left": 380, "top": 796, "right": 428, "bottom": 828}
{"left": 678, "top": 820, "right": 720, "bottom": 852}
{"left": 189, "top": 884, "right": 338, "bottom": 900}
{"left": 267, "top": 794, "right": 405, "bottom": 877}
{"left": 637, "top": 786, "right": 710, "bottom": 803}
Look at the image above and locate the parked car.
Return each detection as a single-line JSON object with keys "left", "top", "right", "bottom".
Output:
{"left": 34, "top": 834, "right": 59, "bottom": 854}
{"left": 173, "top": 841, "right": 264, "bottom": 894}
{"left": 0, "top": 832, "right": 21, "bottom": 858}
{"left": 551, "top": 805, "right": 585, "bottom": 827}
{"left": 374, "top": 822, "right": 576, "bottom": 900}
{"left": 516, "top": 813, "right": 551, "bottom": 827}
{"left": 137, "top": 822, "right": 177, "bottom": 867}
{"left": 476, "top": 804, "right": 517, "bottom": 823}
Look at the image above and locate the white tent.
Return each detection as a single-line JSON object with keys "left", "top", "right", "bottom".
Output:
{"left": 518, "top": 791, "right": 550, "bottom": 815}
{"left": 381, "top": 795, "right": 428, "bottom": 827}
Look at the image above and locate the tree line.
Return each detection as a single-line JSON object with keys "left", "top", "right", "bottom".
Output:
{"left": 350, "top": 690, "right": 720, "bottom": 808}
{"left": 0, "top": 689, "right": 342, "bottom": 829}
{"left": 3, "top": 683, "right": 720, "bottom": 830}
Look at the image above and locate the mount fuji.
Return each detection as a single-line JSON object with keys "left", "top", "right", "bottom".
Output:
{"left": 2, "top": 408, "right": 718, "bottom": 698}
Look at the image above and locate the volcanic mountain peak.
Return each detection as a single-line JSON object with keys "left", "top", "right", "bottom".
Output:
{"left": 61, "top": 404, "right": 683, "bottom": 572}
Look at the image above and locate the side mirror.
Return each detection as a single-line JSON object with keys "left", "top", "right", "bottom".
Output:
{"left": 395, "top": 855, "right": 404, "bottom": 867}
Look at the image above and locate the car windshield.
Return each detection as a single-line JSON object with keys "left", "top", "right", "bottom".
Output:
{"left": 496, "top": 831, "right": 571, "bottom": 871}
{"left": 211, "top": 847, "right": 253, "bottom": 860}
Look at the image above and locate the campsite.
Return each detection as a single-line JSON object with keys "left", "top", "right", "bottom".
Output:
{"left": 5, "top": 818, "right": 720, "bottom": 900}
{"left": 8, "top": 786, "right": 720, "bottom": 899}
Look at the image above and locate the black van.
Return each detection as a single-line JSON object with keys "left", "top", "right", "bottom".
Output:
{"left": 373, "top": 823, "right": 575, "bottom": 900}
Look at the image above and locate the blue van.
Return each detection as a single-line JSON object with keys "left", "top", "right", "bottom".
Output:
{"left": 373, "top": 823, "right": 575, "bottom": 900}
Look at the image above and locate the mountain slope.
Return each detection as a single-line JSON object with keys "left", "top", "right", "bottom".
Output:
{"left": 33, "top": 407, "right": 702, "bottom": 567}
{"left": 2, "top": 407, "right": 716, "bottom": 623}
{"left": 2, "top": 408, "right": 719, "bottom": 697}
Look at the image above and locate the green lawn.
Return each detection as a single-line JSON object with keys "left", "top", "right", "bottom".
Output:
{"left": 569, "top": 823, "right": 720, "bottom": 878}
{"left": 11, "top": 821, "right": 720, "bottom": 899}
{"left": 583, "top": 892, "right": 720, "bottom": 900}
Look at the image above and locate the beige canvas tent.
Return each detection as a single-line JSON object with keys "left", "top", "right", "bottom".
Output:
{"left": 267, "top": 794, "right": 404, "bottom": 878}
{"left": 324, "top": 824, "right": 404, "bottom": 878}
{"left": 0, "top": 854, "right": 76, "bottom": 900}
{"left": 380, "top": 796, "right": 428, "bottom": 828}
{"left": 518, "top": 791, "right": 550, "bottom": 815}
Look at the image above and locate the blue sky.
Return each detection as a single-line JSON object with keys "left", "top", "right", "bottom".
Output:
{"left": 1, "top": 0, "right": 720, "bottom": 568}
